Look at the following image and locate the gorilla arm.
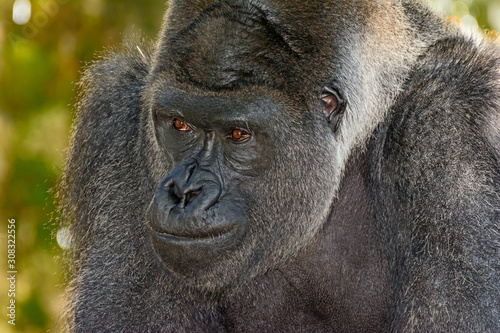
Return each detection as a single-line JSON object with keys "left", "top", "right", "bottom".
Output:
{"left": 372, "top": 36, "right": 500, "bottom": 332}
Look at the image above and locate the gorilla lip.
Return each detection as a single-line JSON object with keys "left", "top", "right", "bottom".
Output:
{"left": 147, "top": 223, "right": 237, "bottom": 242}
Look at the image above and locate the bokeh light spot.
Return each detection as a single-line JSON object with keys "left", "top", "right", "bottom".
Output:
{"left": 57, "top": 227, "right": 73, "bottom": 250}
{"left": 12, "top": 0, "right": 31, "bottom": 25}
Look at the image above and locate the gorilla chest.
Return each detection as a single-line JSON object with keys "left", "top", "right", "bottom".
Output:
{"left": 222, "top": 152, "right": 391, "bottom": 332}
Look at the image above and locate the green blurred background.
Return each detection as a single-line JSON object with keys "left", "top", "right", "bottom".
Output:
{"left": 0, "top": 0, "right": 498, "bottom": 332}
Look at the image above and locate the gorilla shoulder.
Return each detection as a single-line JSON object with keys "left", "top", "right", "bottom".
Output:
{"left": 372, "top": 35, "right": 500, "bottom": 331}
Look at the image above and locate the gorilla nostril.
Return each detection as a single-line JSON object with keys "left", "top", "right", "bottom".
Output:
{"left": 184, "top": 189, "right": 202, "bottom": 207}
{"left": 168, "top": 183, "right": 183, "bottom": 206}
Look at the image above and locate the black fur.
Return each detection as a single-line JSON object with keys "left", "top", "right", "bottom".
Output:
{"left": 60, "top": 1, "right": 500, "bottom": 332}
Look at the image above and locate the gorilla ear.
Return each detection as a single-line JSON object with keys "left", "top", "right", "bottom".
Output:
{"left": 321, "top": 85, "right": 347, "bottom": 133}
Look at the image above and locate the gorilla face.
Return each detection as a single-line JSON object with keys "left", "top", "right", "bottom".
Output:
{"left": 146, "top": 82, "right": 346, "bottom": 293}
{"left": 145, "top": 1, "right": 348, "bottom": 295}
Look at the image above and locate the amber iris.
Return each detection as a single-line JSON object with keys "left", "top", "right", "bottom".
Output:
{"left": 231, "top": 129, "right": 250, "bottom": 141}
{"left": 173, "top": 118, "right": 190, "bottom": 131}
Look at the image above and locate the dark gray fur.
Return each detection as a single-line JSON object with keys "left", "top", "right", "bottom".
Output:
{"left": 60, "top": 0, "right": 500, "bottom": 331}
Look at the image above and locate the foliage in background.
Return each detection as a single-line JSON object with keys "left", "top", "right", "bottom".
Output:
{"left": 0, "top": 0, "right": 498, "bottom": 332}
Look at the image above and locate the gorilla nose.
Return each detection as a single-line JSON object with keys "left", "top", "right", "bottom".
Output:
{"left": 161, "top": 163, "right": 222, "bottom": 215}
{"left": 171, "top": 184, "right": 213, "bottom": 211}
{"left": 182, "top": 180, "right": 221, "bottom": 215}
{"left": 147, "top": 164, "right": 225, "bottom": 238}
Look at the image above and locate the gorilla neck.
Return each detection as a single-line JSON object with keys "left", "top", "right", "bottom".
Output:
{"left": 222, "top": 146, "right": 391, "bottom": 332}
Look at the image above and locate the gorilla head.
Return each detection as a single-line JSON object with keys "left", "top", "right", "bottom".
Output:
{"left": 144, "top": 0, "right": 413, "bottom": 296}
{"left": 146, "top": 51, "right": 341, "bottom": 296}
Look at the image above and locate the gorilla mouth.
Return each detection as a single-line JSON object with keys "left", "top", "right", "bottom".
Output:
{"left": 147, "top": 223, "right": 244, "bottom": 276}
{"left": 147, "top": 224, "right": 236, "bottom": 242}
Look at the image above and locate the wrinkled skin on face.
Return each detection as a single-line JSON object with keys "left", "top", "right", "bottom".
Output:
{"left": 146, "top": 82, "right": 340, "bottom": 293}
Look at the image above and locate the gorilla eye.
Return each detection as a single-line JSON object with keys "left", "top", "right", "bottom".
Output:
{"left": 321, "top": 94, "right": 339, "bottom": 116}
{"left": 231, "top": 129, "right": 250, "bottom": 142}
{"left": 173, "top": 118, "right": 191, "bottom": 132}
{"left": 321, "top": 85, "right": 347, "bottom": 132}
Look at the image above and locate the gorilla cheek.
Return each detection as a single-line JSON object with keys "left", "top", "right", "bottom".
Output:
{"left": 252, "top": 142, "right": 338, "bottom": 253}
{"left": 146, "top": 163, "right": 247, "bottom": 276}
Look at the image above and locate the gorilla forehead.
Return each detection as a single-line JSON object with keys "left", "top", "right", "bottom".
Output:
{"left": 165, "top": 12, "right": 297, "bottom": 88}
{"left": 154, "top": 1, "right": 332, "bottom": 90}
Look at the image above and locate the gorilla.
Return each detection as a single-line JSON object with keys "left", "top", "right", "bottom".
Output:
{"left": 60, "top": 0, "right": 500, "bottom": 332}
